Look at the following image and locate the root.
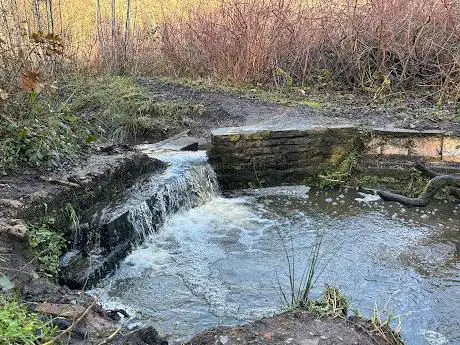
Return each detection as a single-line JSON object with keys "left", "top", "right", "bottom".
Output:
{"left": 378, "top": 175, "right": 460, "bottom": 207}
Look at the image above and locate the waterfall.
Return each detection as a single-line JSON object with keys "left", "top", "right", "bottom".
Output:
{"left": 60, "top": 149, "right": 221, "bottom": 289}
{"left": 125, "top": 150, "right": 220, "bottom": 244}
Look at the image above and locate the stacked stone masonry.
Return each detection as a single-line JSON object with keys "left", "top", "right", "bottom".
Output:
{"left": 208, "top": 126, "right": 460, "bottom": 190}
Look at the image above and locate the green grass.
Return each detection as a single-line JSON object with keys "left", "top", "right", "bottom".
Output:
{"left": 0, "top": 295, "right": 57, "bottom": 345}
{"left": 66, "top": 75, "right": 204, "bottom": 143}
{"left": 0, "top": 75, "right": 204, "bottom": 175}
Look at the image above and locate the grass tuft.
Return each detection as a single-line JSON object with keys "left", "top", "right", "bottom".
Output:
{"left": 308, "top": 285, "right": 349, "bottom": 318}
{"left": 276, "top": 229, "right": 327, "bottom": 309}
{"left": 0, "top": 295, "right": 57, "bottom": 345}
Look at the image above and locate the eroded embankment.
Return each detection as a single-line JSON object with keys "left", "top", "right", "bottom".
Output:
{"left": 0, "top": 148, "right": 171, "bottom": 344}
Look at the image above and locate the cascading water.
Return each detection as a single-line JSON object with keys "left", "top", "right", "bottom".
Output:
{"left": 98, "top": 148, "right": 220, "bottom": 246}
{"left": 61, "top": 148, "right": 220, "bottom": 289}
{"left": 89, "top": 149, "right": 459, "bottom": 345}
{"left": 122, "top": 158, "right": 220, "bottom": 243}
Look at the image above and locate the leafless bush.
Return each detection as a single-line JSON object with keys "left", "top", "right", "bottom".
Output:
{"left": 2, "top": 0, "right": 460, "bottom": 98}
{"left": 158, "top": 0, "right": 460, "bottom": 97}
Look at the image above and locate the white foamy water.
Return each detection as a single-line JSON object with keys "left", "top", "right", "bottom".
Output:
{"left": 90, "top": 161, "right": 459, "bottom": 345}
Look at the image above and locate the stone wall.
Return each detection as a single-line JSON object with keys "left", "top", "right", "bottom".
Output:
{"left": 208, "top": 125, "right": 460, "bottom": 190}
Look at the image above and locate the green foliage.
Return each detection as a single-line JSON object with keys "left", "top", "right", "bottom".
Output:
{"left": 27, "top": 217, "right": 67, "bottom": 278}
{"left": 0, "top": 295, "right": 57, "bottom": 345}
{"left": 308, "top": 286, "right": 349, "bottom": 318}
{"left": 0, "top": 113, "right": 88, "bottom": 174}
{"left": 319, "top": 152, "right": 359, "bottom": 187}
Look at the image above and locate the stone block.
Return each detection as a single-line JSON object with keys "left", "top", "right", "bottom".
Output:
{"left": 443, "top": 136, "right": 460, "bottom": 162}
{"left": 410, "top": 136, "right": 442, "bottom": 159}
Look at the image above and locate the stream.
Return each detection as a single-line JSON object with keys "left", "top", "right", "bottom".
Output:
{"left": 90, "top": 150, "right": 460, "bottom": 345}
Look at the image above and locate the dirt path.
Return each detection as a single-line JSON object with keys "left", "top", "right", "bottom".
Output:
{"left": 138, "top": 79, "right": 460, "bottom": 138}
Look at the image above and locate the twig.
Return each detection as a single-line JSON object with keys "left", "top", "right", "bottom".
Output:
{"left": 96, "top": 325, "right": 123, "bottom": 345}
{"left": 0, "top": 113, "right": 15, "bottom": 125}
{"left": 41, "top": 298, "right": 98, "bottom": 345}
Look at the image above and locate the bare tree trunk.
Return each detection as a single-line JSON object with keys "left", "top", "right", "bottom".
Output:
{"left": 124, "top": 0, "right": 131, "bottom": 68}
{"left": 58, "top": 0, "right": 63, "bottom": 34}
{"left": 45, "top": 0, "right": 54, "bottom": 33}
{"left": 111, "top": 0, "right": 116, "bottom": 38}
{"left": 11, "top": 0, "right": 22, "bottom": 41}
{"left": 111, "top": 0, "right": 116, "bottom": 70}
{"left": 48, "top": 0, "right": 54, "bottom": 33}
{"left": 96, "top": 0, "right": 103, "bottom": 50}
{"left": 34, "top": 0, "right": 42, "bottom": 32}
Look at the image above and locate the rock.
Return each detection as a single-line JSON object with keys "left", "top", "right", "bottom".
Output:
{"left": 0, "top": 218, "right": 27, "bottom": 240}
{"left": 112, "top": 326, "right": 168, "bottom": 345}
{"left": 0, "top": 199, "right": 23, "bottom": 210}
{"left": 35, "top": 302, "right": 87, "bottom": 319}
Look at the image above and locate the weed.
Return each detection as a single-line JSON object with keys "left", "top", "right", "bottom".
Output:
{"left": 403, "top": 169, "right": 430, "bottom": 197}
{"left": 276, "top": 229, "right": 326, "bottom": 309}
{"left": 308, "top": 285, "right": 349, "bottom": 318}
{"left": 371, "top": 302, "right": 404, "bottom": 345}
{"left": 0, "top": 295, "right": 57, "bottom": 345}
{"left": 319, "top": 152, "right": 359, "bottom": 188}
{"left": 27, "top": 217, "right": 67, "bottom": 278}
{"left": 274, "top": 67, "right": 294, "bottom": 90}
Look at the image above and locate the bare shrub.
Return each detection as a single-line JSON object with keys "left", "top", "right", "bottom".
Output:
{"left": 157, "top": 0, "right": 460, "bottom": 96}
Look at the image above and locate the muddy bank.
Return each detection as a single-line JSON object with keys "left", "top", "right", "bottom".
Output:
{"left": 187, "top": 309, "right": 400, "bottom": 345}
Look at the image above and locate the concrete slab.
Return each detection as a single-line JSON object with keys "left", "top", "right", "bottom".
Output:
{"left": 159, "top": 136, "right": 199, "bottom": 151}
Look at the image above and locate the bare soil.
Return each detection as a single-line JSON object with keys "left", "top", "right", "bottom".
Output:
{"left": 188, "top": 309, "right": 400, "bottom": 345}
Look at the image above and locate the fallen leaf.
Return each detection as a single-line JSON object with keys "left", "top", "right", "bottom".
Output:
{"left": 263, "top": 332, "right": 274, "bottom": 341}
{"left": 21, "top": 70, "right": 43, "bottom": 94}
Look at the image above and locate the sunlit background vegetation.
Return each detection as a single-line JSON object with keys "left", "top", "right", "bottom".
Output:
{"left": 1, "top": 0, "right": 460, "bottom": 173}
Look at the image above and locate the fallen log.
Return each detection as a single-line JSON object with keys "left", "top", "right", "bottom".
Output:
{"left": 377, "top": 175, "right": 460, "bottom": 207}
